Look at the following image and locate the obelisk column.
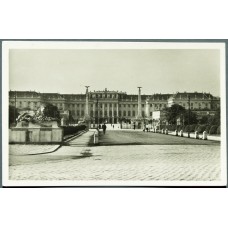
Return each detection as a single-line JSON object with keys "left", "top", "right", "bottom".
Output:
{"left": 145, "top": 98, "right": 149, "bottom": 118}
{"left": 112, "top": 103, "right": 114, "bottom": 124}
{"left": 85, "top": 86, "right": 90, "bottom": 117}
{"left": 116, "top": 103, "right": 119, "bottom": 123}
{"left": 107, "top": 103, "right": 110, "bottom": 123}
{"left": 137, "top": 87, "right": 142, "bottom": 118}
{"left": 93, "top": 102, "right": 96, "bottom": 124}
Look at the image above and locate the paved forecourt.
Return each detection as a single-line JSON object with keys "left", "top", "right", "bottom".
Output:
{"left": 98, "top": 130, "right": 220, "bottom": 146}
{"left": 9, "top": 129, "right": 221, "bottom": 182}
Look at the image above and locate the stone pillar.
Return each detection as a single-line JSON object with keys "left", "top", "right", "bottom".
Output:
{"left": 102, "top": 103, "right": 105, "bottom": 118}
{"left": 85, "top": 86, "right": 89, "bottom": 117}
{"left": 145, "top": 98, "right": 149, "bottom": 118}
{"left": 137, "top": 87, "right": 142, "bottom": 118}
{"left": 84, "top": 86, "right": 90, "bottom": 129}
{"left": 93, "top": 102, "right": 96, "bottom": 124}
{"left": 116, "top": 103, "right": 119, "bottom": 123}
{"left": 107, "top": 103, "right": 110, "bottom": 123}
{"left": 112, "top": 103, "right": 114, "bottom": 124}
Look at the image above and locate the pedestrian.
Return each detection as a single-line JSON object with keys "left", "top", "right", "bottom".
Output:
{"left": 102, "top": 123, "right": 107, "bottom": 135}
{"left": 113, "top": 125, "right": 114, "bottom": 129}
{"left": 133, "top": 123, "right": 136, "bottom": 130}
{"left": 146, "top": 123, "right": 149, "bottom": 132}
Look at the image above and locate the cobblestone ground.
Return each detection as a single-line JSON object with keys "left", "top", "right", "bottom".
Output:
{"left": 9, "top": 144, "right": 60, "bottom": 155}
{"left": 9, "top": 144, "right": 220, "bottom": 181}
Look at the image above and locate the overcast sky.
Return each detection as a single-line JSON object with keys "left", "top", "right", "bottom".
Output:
{"left": 9, "top": 49, "right": 220, "bottom": 96}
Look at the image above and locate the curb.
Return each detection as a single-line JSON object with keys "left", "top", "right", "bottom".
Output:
{"left": 28, "top": 144, "right": 62, "bottom": 155}
{"left": 152, "top": 131, "right": 221, "bottom": 141}
{"left": 63, "top": 130, "right": 88, "bottom": 143}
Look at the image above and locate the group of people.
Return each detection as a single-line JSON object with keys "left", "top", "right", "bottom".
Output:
{"left": 98, "top": 124, "right": 107, "bottom": 134}
{"left": 99, "top": 123, "right": 151, "bottom": 134}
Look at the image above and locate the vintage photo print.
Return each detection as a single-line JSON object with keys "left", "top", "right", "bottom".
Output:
{"left": 2, "top": 41, "right": 227, "bottom": 187}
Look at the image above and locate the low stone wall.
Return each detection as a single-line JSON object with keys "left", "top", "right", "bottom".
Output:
{"left": 9, "top": 127, "right": 63, "bottom": 144}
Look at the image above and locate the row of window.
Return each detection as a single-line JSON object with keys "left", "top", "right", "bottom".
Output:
{"left": 180, "top": 102, "right": 209, "bottom": 107}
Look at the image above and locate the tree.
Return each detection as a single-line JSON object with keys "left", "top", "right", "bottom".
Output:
{"left": 9, "top": 105, "right": 19, "bottom": 127}
{"left": 164, "top": 104, "right": 198, "bottom": 125}
{"left": 164, "top": 104, "right": 186, "bottom": 124}
{"left": 199, "top": 115, "right": 209, "bottom": 124}
{"left": 208, "top": 108, "right": 220, "bottom": 125}
{"left": 43, "top": 103, "right": 60, "bottom": 119}
{"left": 183, "top": 111, "right": 198, "bottom": 125}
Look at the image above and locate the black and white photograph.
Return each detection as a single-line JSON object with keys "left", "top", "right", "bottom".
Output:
{"left": 2, "top": 41, "right": 227, "bottom": 186}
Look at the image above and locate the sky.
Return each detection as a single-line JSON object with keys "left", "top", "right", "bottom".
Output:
{"left": 9, "top": 48, "right": 220, "bottom": 96}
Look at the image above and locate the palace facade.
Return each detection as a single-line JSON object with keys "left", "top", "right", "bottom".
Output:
{"left": 9, "top": 88, "right": 220, "bottom": 124}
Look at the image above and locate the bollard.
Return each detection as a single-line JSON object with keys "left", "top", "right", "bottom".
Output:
{"left": 203, "top": 131, "right": 207, "bottom": 140}
{"left": 93, "top": 130, "right": 99, "bottom": 144}
{"left": 165, "top": 129, "right": 168, "bottom": 135}
{"left": 180, "top": 130, "right": 183, "bottom": 137}
{"left": 175, "top": 130, "right": 178, "bottom": 136}
{"left": 195, "top": 131, "right": 199, "bottom": 139}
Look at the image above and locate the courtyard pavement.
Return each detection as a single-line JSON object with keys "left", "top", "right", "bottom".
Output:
{"left": 9, "top": 130, "right": 221, "bottom": 182}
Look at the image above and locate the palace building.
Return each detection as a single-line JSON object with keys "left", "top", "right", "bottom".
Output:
{"left": 9, "top": 88, "right": 220, "bottom": 125}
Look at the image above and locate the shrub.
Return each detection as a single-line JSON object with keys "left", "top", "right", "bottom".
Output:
{"left": 189, "top": 124, "right": 197, "bottom": 132}
{"left": 205, "top": 125, "right": 211, "bottom": 133}
{"left": 217, "top": 126, "right": 221, "bottom": 135}
{"left": 167, "top": 125, "right": 176, "bottom": 131}
{"left": 194, "top": 125, "right": 200, "bottom": 132}
{"left": 197, "top": 125, "right": 207, "bottom": 133}
{"left": 62, "top": 125, "right": 86, "bottom": 136}
{"left": 209, "top": 125, "right": 219, "bottom": 135}
{"left": 184, "top": 125, "right": 190, "bottom": 132}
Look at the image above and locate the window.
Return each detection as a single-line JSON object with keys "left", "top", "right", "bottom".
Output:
{"left": 114, "top": 111, "right": 117, "bottom": 116}
{"left": 109, "top": 111, "right": 112, "bottom": 116}
{"left": 142, "top": 104, "right": 144, "bottom": 107}
{"left": 104, "top": 111, "right": 107, "bottom": 116}
{"left": 81, "top": 111, "right": 84, "bottom": 116}
{"left": 142, "top": 111, "right": 145, "bottom": 116}
{"left": 123, "top": 111, "right": 126, "bottom": 116}
{"left": 150, "top": 104, "right": 152, "bottom": 107}
{"left": 119, "top": 111, "right": 122, "bottom": 116}
{"left": 124, "top": 104, "right": 126, "bottom": 108}
{"left": 128, "top": 111, "right": 131, "bottom": 116}
{"left": 133, "top": 104, "right": 135, "bottom": 108}
{"left": 105, "top": 104, "right": 107, "bottom": 107}
{"left": 119, "top": 104, "right": 121, "bottom": 107}
{"left": 90, "top": 111, "right": 93, "bottom": 117}
{"left": 77, "top": 111, "right": 80, "bottom": 116}
{"left": 133, "top": 111, "right": 135, "bottom": 116}
{"left": 150, "top": 112, "right": 152, "bottom": 116}
{"left": 128, "top": 104, "right": 130, "bottom": 107}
